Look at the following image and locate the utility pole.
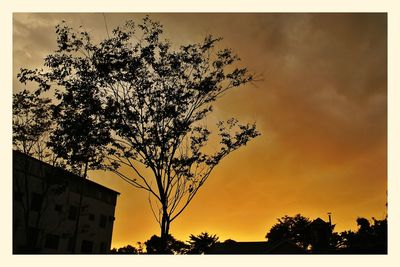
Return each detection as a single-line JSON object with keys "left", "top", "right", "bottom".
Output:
{"left": 327, "top": 212, "right": 332, "bottom": 229}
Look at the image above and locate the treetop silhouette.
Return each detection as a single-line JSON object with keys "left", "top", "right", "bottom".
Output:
{"left": 266, "top": 214, "right": 312, "bottom": 250}
{"left": 17, "top": 16, "right": 260, "bottom": 251}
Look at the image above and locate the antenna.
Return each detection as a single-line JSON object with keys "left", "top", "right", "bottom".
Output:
{"left": 327, "top": 212, "right": 332, "bottom": 227}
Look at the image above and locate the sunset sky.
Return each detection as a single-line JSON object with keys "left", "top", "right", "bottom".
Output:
{"left": 13, "top": 13, "right": 387, "bottom": 249}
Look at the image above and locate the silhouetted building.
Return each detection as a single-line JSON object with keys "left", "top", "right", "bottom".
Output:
{"left": 309, "top": 217, "right": 332, "bottom": 252}
{"left": 266, "top": 239, "right": 306, "bottom": 254}
{"left": 207, "top": 241, "right": 268, "bottom": 254}
{"left": 13, "top": 150, "right": 119, "bottom": 254}
{"left": 206, "top": 240, "right": 305, "bottom": 254}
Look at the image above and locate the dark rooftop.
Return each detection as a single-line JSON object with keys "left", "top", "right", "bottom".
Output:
{"left": 13, "top": 150, "right": 120, "bottom": 196}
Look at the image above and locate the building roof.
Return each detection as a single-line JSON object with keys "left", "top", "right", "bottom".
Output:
{"left": 266, "top": 239, "right": 306, "bottom": 254}
{"left": 207, "top": 239, "right": 306, "bottom": 254}
{"left": 13, "top": 150, "right": 120, "bottom": 196}
{"left": 311, "top": 217, "right": 328, "bottom": 225}
{"left": 207, "top": 241, "right": 268, "bottom": 254}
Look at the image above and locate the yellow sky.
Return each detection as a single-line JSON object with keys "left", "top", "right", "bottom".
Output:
{"left": 13, "top": 13, "right": 387, "bottom": 248}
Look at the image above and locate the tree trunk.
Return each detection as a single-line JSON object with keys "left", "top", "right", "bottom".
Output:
{"left": 160, "top": 205, "right": 170, "bottom": 254}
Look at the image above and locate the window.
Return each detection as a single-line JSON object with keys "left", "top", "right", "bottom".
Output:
{"left": 31, "top": 193, "right": 43, "bottom": 212}
{"left": 44, "top": 234, "right": 60, "bottom": 250}
{"left": 68, "top": 205, "right": 78, "bottom": 220}
{"left": 54, "top": 204, "right": 63, "bottom": 212}
{"left": 99, "top": 215, "right": 107, "bottom": 228}
{"left": 81, "top": 240, "right": 93, "bottom": 253}
{"left": 89, "top": 213, "right": 95, "bottom": 221}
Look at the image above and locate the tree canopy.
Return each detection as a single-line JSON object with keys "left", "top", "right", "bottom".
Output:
{"left": 144, "top": 234, "right": 188, "bottom": 254}
{"left": 265, "top": 214, "right": 312, "bottom": 250}
{"left": 266, "top": 214, "right": 387, "bottom": 253}
{"left": 338, "top": 217, "right": 387, "bottom": 253}
{"left": 187, "top": 232, "right": 219, "bottom": 254}
{"left": 16, "top": 16, "right": 260, "bottom": 250}
{"left": 13, "top": 89, "right": 53, "bottom": 162}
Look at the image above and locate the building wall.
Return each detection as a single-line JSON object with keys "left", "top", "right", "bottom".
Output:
{"left": 13, "top": 151, "right": 119, "bottom": 254}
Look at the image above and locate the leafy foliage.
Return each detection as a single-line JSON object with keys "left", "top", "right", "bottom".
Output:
{"left": 144, "top": 234, "right": 188, "bottom": 254}
{"left": 265, "top": 214, "right": 387, "bottom": 253}
{"left": 266, "top": 214, "right": 312, "bottom": 250}
{"left": 110, "top": 216, "right": 387, "bottom": 254}
{"left": 46, "top": 69, "right": 112, "bottom": 176}
{"left": 110, "top": 244, "right": 138, "bottom": 254}
{"left": 187, "top": 232, "right": 219, "bottom": 254}
{"left": 338, "top": 217, "right": 387, "bottom": 253}
{"left": 13, "top": 89, "right": 53, "bottom": 162}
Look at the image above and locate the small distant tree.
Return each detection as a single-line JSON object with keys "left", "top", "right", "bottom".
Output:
{"left": 265, "top": 214, "right": 312, "bottom": 250}
{"left": 110, "top": 244, "right": 138, "bottom": 254}
{"left": 18, "top": 16, "right": 260, "bottom": 252}
{"left": 136, "top": 242, "right": 145, "bottom": 254}
{"left": 339, "top": 217, "right": 387, "bottom": 253}
{"left": 187, "top": 232, "right": 219, "bottom": 254}
{"left": 145, "top": 234, "right": 188, "bottom": 254}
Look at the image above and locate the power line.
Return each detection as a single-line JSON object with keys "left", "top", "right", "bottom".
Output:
{"left": 102, "top": 13, "right": 110, "bottom": 38}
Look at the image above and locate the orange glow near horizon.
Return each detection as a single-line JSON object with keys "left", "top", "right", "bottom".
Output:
{"left": 13, "top": 13, "right": 387, "bottom": 249}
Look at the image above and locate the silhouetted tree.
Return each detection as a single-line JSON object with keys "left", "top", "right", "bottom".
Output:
{"left": 18, "top": 16, "right": 260, "bottom": 252}
{"left": 110, "top": 242, "right": 146, "bottom": 254}
{"left": 46, "top": 61, "right": 113, "bottom": 177}
{"left": 339, "top": 217, "right": 387, "bottom": 253}
{"left": 47, "top": 69, "right": 113, "bottom": 253}
{"left": 110, "top": 244, "right": 138, "bottom": 254}
{"left": 266, "top": 214, "right": 312, "bottom": 250}
{"left": 136, "top": 241, "right": 145, "bottom": 254}
{"left": 12, "top": 90, "right": 71, "bottom": 252}
{"left": 187, "top": 232, "right": 219, "bottom": 254}
{"left": 13, "top": 90, "right": 55, "bottom": 163}
{"left": 145, "top": 234, "right": 188, "bottom": 254}
{"left": 329, "top": 231, "right": 345, "bottom": 250}
{"left": 15, "top": 75, "right": 112, "bottom": 253}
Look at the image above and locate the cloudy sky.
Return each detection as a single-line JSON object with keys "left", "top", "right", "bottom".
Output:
{"left": 13, "top": 13, "right": 387, "bottom": 248}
